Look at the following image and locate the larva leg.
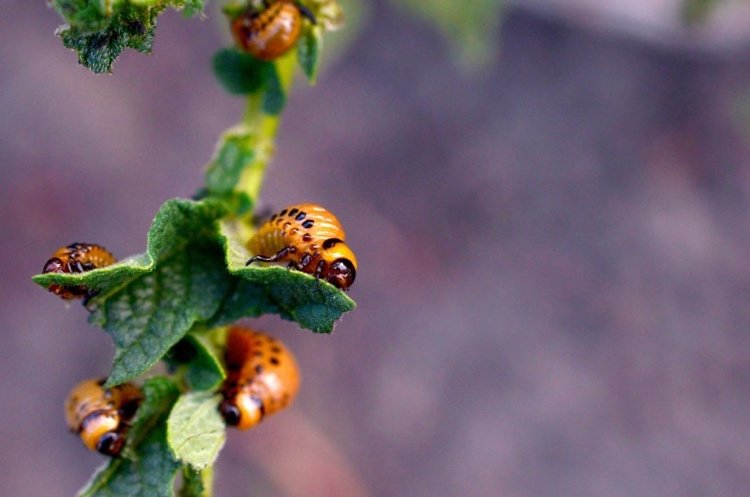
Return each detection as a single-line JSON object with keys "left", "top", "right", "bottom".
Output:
{"left": 314, "top": 260, "right": 325, "bottom": 279}
{"left": 245, "top": 245, "right": 292, "bottom": 266}
{"left": 299, "top": 253, "right": 312, "bottom": 269}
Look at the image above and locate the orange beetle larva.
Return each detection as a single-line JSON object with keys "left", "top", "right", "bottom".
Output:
{"left": 64, "top": 378, "right": 143, "bottom": 457}
{"left": 42, "top": 242, "right": 116, "bottom": 299}
{"left": 246, "top": 203, "right": 358, "bottom": 290}
{"left": 219, "top": 326, "right": 301, "bottom": 430}
{"left": 231, "top": 0, "right": 315, "bottom": 61}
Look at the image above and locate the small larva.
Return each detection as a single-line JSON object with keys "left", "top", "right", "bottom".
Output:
{"left": 231, "top": 0, "right": 315, "bottom": 61}
{"left": 64, "top": 378, "right": 142, "bottom": 457}
{"left": 42, "top": 243, "right": 116, "bottom": 300}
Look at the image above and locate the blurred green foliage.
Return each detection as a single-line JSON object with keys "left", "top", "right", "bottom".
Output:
{"left": 682, "top": 0, "right": 724, "bottom": 24}
{"left": 392, "top": 0, "right": 505, "bottom": 67}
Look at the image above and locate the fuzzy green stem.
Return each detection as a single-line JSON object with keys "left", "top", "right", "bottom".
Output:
{"left": 200, "top": 466, "right": 215, "bottom": 497}
{"left": 236, "top": 54, "right": 298, "bottom": 203}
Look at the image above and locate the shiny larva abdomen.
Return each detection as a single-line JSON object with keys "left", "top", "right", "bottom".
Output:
{"left": 220, "top": 326, "right": 300, "bottom": 430}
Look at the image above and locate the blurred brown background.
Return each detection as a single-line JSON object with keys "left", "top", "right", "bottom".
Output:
{"left": 3, "top": 1, "right": 750, "bottom": 496}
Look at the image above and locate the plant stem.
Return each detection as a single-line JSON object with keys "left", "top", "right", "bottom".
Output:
{"left": 236, "top": 54, "right": 298, "bottom": 203}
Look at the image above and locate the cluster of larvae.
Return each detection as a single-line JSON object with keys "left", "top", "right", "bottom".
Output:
{"left": 66, "top": 326, "right": 300, "bottom": 456}
{"left": 44, "top": 204, "right": 357, "bottom": 455}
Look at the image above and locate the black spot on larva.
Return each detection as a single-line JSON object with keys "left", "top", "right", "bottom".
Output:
{"left": 270, "top": 357, "right": 280, "bottom": 366}
{"left": 289, "top": 208, "right": 299, "bottom": 216}
{"left": 296, "top": 212, "right": 307, "bottom": 221}
{"left": 255, "top": 364, "right": 264, "bottom": 374}
{"left": 280, "top": 209, "right": 288, "bottom": 216}
{"left": 323, "top": 238, "right": 343, "bottom": 249}
{"left": 302, "top": 233, "right": 313, "bottom": 242}
{"left": 271, "top": 346, "right": 281, "bottom": 354}
{"left": 302, "top": 220, "right": 314, "bottom": 229}
{"left": 254, "top": 351, "right": 263, "bottom": 358}
{"left": 271, "top": 214, "right": 277, "bottom": 221}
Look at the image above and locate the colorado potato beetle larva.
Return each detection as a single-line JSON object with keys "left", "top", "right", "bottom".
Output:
{"left": 231, "top": 0, "right": 315, "bottom": 61}
{"left": 42, "top": 243, "right": 116, "bottom": 300}
{"left": 246, "top": 203, "right": 358, "bottom": 290}
{"left": 64, "top": 378, "right": 142, "bottom": 457}
{"left": 219, "top": 326, "right": 301, "bottom": 430}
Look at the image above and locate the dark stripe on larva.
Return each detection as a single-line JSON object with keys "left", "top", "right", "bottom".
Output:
{"left": 302, "top": 220, "right": 314, "bottom": 228}
{"left": 295, "top": 211, "right": 306, "bottom": 221}
{"left": 78, "top": 409, "right": 112, "bottom": 434}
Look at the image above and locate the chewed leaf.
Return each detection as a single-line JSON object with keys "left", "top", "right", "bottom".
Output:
{"left": 213, "top": 219, "right": 356, "bottom": 332}
{"left": 167, "top": 392, "right": 226, "bottom": 470}
{"left": 50, "top": 0, "right": 208, "bottom": 73}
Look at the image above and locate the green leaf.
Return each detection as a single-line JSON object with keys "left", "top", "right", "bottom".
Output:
{"left": 179, "top": 0, "right": 207, "bottom": 17}
{"left": 212, "top": 48, "right": 268, "bottom": 95}
{"left": 123, "top": 377, "right": 181, "bottom": 459}
{"left": 167, "top": 392, "right": 226, "bottom": 470}
{"left": 33, "top": 198, "right": 230, "bottom": 386}
{"left": 78, "top": 423, "right": 180, "bottom": 497}
{"left": 212, "top": 219, "right": 356, "bottom": 332}
{"left": 183, "top": 332, "right": 225, "bottom": 391}
{"left": 79, "top": 377, "right": 180, "bottom": 497}
{"left": 97, "top": 243, "right": 230, "bottom": 386}
{"left": 50, "top": 0, "right": 208, "bottom": 73}
{"left": 297, "top": 27, "right": 322, "bottom": 83}
{"left": 682, "top": 0, "right": 722, "bottom": 24}
{"left": 167, "top": 331, "right": 226, "bottom": 391}
{"left": 261, "top": 63, "right": 287, "bottom": 115}
{"left": 179, "top": 467, "right": 213, "bottom": 497}
{"left": 204, "top": 127, "right": 257, "bottom": 196}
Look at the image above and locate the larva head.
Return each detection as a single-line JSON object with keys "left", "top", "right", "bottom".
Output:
{"left": 43, "top": 256, "right": 78, "bottom": 298}
{"left": 220, "top": 327, "right": 301, "bottom": 430}
{"left": 320, "top": 238, "right": 358, "bottom": 290}
{"left": 219, "top": 393, "right": 264, "bottom": 431}
{"left": 42, "top": 243, "right": 115, "bottom": 299}
{"left": 80, "top": 412, "right": 122, "bottom": 454}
